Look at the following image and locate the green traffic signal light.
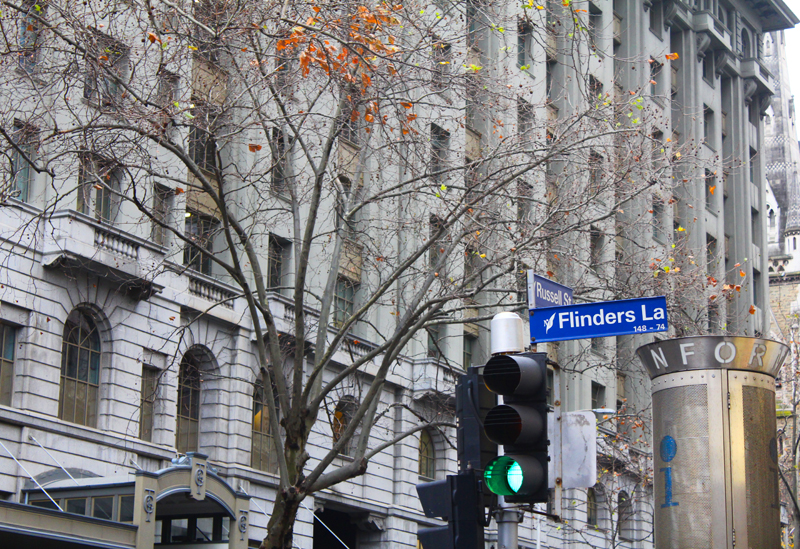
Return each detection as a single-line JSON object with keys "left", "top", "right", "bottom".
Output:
{"left": 484, "top": 456, "right": 524, "bottom": 496}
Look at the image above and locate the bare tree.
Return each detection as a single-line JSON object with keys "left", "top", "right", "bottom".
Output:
{"left": 0, "top": 0, "right": 713, "bottom": 546}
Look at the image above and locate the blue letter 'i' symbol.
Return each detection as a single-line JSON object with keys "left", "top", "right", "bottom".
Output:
{"left": 660, "top": 435, "right": 679, "bottom": 508}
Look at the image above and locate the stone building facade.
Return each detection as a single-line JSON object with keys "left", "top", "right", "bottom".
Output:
{"left": 0, "top": 0, "right": 795, "bottom": 548}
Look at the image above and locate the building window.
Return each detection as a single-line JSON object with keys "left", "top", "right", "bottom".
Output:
{"left": 427, "top": 325, "right": 441, "bottom": 360}
{"left": 591, "top": 381, "right": 606, "bottom": 410}
{"left": 518, "top": 97, "right": 534, "bottom": 141}
{"left": 589, "top": 75, "right": 603, "bottom": 102}
{"left": 705, "top": 170, "right": 716, "bottom": 212}
{"left": 59, "top": 310, "right": 101, "bottom": 427}
{"left": 252, "top": 376, "right": 277, "bottom": 472}
{"left": 84, "top": 32, "right": 128, "bottom": 105}
{"left": 618, "top": 490, "right": 634, "bottom": 540}
{"left": 587, "top": 487, "right": 598, "bottom": 527}
{"left": 0, "top": 323, "right": 15, "bottom": 406}
{"left": 750, "top": 148, "right": 758, "bottom": 183}
{"left": 589, "top": 227, "right": 603, "bottom": 271}
{"left": 333, "top": 276, "right": 356, "bottom": 328}
{"left": 546, "top": 60, "right": 556, "bottom": 101}
{"left": 339, "top": 90, "right": 360, "bottom": 146}
{"left": 10, "top": 121, "right": 36, "bottom": 202}
{"left": 430, "top": 124, "right": 450, "bottom": 183}
{"left": 18, "top": 0, "right": 45, "bottom": 72}
{"left": 332, "top": 395, "right": 358, "bottom": 456}
{"left": 176, "top": 352, "right": 202, "bottom": 454}
{"left": 268, "top": 235, "right": 287, "bottom": 290}
{"left": 649, "top": 0, "right": 663, "bottom": 37}
{"left": 517, "top": 20, "right": 533, "bottom": 69}
{"left": 463, "top": 334, "right": 477, "bottom": 370}
{"left": 271, "top": 127, "right": 289, "bottom": 195}
{"left": 652, "top": 199, "right": 665, "bottom": 241}
{"left": 151, "top": 184, "right": 172, "bottom": 246}
{"left": 588, "top": 4, "right": 601, "bottom": 48}
{"left": 418, "top": 430, "right": 436, "bottom": 479}
{"left": 430, "top": 215, "right": 447, "bottom": 270}
{"left": 703, "top": 106, "right": 714, "bottom": 147}
{"left": 336, "top": 176, "right": 360, "bottom": 239}
{"left": 184, "top": 210, "right": 218, "bottom": 275}
{"left": 139, "top": 365, "right": 158, "bottom": 442}
{"left": 188, "top": 100, "right": 219, "bottom": 173}
{"left": 431, "top": 40, "right": 451, "bottom": 92}
{"left": 649, "top": 59, "right": 663, "bottom": 96}
{"left": 588, "top": 150, "right": 602, "bottom": 196}
{"left": 77, "top": 154, "right": 120, "bottom": 223}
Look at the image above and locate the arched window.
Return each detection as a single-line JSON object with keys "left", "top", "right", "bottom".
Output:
{"left": 618, "top": 490, "right": 634, "bottom": 540}
{"left": 331, "top": 396, "right": 358, "bottom": 456}
{"left": 59, "top": 309, "right": 101, "bottom": 426}
{"left": 742, "top": 29, "right": 752, "bottom": 58}
{"left": 252, "top": 376, "right": 278, "bottom": 472}
{"left": 176, "top": 352, "right": 202, "bottom": 454}
{"left": 587, "top": 487, "right": 598, "bottom": 527}
{"left": 418, "top": 430, "right": 436, "bottom": 479}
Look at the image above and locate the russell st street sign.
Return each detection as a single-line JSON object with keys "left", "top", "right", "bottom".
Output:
{"left": 529, "top": 296, "right": 669, "bottom": 343}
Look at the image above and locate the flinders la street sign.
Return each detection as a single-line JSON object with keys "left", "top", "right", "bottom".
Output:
{"left": 529, "top": 296, "right": 668, "bottom": 343}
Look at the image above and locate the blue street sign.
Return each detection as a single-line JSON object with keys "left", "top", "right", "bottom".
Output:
{"left": 527, "top": 272, "right": 573, "bottom": 309}
{"left": 529, "top": 296, "right": 668, "bottom": 343}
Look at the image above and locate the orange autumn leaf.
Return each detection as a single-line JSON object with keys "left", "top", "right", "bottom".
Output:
{"left": 734, "top": 285, "right": 741, "bottom": 292}
{"left": 709, "top": 185, "right": 716, "bottom": 195}
{"left": 175, "top": 187, "right": 185, "bottom": 194}
{"left": 665, "top": 52, "right": 679, "bottom": 60}
{"left": 147, "top": 32, "right": 160, "bottom": 44}
{"left": 547, "top": 271, "right": 555, "bottom": 278}
{"left": 249, "top": 144, "right": 262, "bottom": 152}
{"left": 313, "top": 5, "right": 321, "bottom": 12}
{"left": 734, "top": 262, "right": 741, "bottom": 267}
{"left": 739, "top": 270, "right": 746, "bottom": 277}
{"left": 365, "top": 113, "right": 374, "bottom": 122}
{"left": 749, "top": 305, "right": 756, "bottom": 314}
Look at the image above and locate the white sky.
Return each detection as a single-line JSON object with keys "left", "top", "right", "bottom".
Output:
{"left": 783, "top": 0, "right": 800, "bottom": 138}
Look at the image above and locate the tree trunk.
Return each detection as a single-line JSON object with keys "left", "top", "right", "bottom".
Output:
{"left": 261, "top": 491, "right": 303, "bottom": 549}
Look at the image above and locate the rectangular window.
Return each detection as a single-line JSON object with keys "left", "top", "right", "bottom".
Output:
{"left": 93, "top": 496, "right": 114, "bottom": 520}
{"left": 0, "top": 323, "right": 14, "bottom": 407}
{"left": 589, "top": 75, "right": 603, "bottom": 102}
{"left": 183, "top": 210, "right": 218, "bottom": 275}
{"left": 463, "top": 334, "right": 476, "bottom": 370}
{"left": 18, "top": 0, "right": 45, "bottom": 72}
{"left": 151, "top": 184, "right": 172, "bottom": 246}
{"left": 588, "top": 3, "right": 602, "bottom": 48}
{"left": 139, "top": 366, "right": 158, "bottom": 442}
{"left": 427, "top": 325, "right": 441, "bottom": 359}
{"left": 518, "top": 98, "right": 534, "bottom": 141}
{"left": 271, "top": 127, "right": 289, "bottom": 194}
{"left": 591, "top": 337, "right": 603, "bottom": 355}
{"left": 518, "top": 20, "right": 533, "bottom": 69}
{"left": 705, "top": 170, "right": 716, "bottom": 212}
{"left": 333, "top": 277, "right": 356, "bottom": 328}
{"left": 588, "top": 150, "right": 602, "bottom": 196}
{"left": 546, "top": 60, "right": 556, "bottom": 101}
{"left": 652, "top": 199, "right": 665, "bottom": 241}
{"left": 651, "top": 130, "right": 664, "bottom": 172}
{"left": 591, "top": 381, "right": 606, "bottom": 410}
{"left": 650, "top": 59, "right": 662, "bottom": 96}
{"left": 704, "top": 106, "right": 714, "bottom": 147}
{"left": 706, "top": 233, "right": 717, "bottom": 273}
{"left": 119, "top": 495, "right": 135, "bottom": 523}
{"left": 268, "top": 235, "right": 287, "bottom": 290}
{"left": 84, "top": 32, "right": 128, "bottom": 105}
{"left": 77, "top": 154, "right": 120, "bottom": 223}
{"left": 431, "top": 124, "right": 450, "bottom": 182}
{"left": 188, "top": 101, "right": 219, "bottom": 174}
{"left": 66, "top": 498, "right": 87, "bottom": 515}
{"left": 589, "top": 227, "right": 603, "bottom": 270}
{"left": 703, "top": 53, "right": 714, "bottom": 82}
{"left": 649, "top": 0, "right": 663, "bottom": 37}
{"left": 432, "top": 40, "right": 452, "bottom": 92}
{"left": 10, "top": 121, "right": 36, "bottom": 202}
{"left": 750, "top": 148, "right": 758, "bottom": 183}
{"left": 339, "top": 90, "right": 360, "bottom": 146}
{"left": 429, "top": 215, "right": 447, "bottom": 271}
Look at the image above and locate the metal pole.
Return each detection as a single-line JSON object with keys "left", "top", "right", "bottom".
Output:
{"left": 495, "top": 495, "right": 519, "bottom": 549}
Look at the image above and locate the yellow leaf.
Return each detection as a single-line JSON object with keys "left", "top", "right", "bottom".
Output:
{"left": 188, "top": 45, "right": 198, "bottom": 50}
{"left": 676, "top": 226, "right": 685, "bottom": 232}
{"left": 480, "top": 253, "right": 486, "bottom": 258}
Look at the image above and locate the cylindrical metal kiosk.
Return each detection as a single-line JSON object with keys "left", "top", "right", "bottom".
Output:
{"left": 636, "top": 336, "right": 789, "bottom": 549}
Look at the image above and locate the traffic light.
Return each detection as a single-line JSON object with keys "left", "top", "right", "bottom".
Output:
{"left": 416, "top": 470, "right": 484, "bottom": 549}
{"left": 456, "top": 367, "right": 497, "bottom": 475}
{"left": 482, "top": 352, "right": 549, "bottom": 504}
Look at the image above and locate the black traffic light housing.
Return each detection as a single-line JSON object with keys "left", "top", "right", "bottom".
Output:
{"left": 482, "top": 352, "right": 549, "bottom": 504}
{"left": 456, "top": 367, "right": 498, "bottom": 476}
{"left": 416, "top": 469, "right": 484, "bottom": 549}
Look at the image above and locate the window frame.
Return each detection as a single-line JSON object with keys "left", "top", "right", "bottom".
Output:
{"left": 59, "top": 310, "right": 101, "bottom": 427}
{"left": 183, "top": 209, "right": 218, "bottom": 275}
{"left": 333, "top": 276, "right": 357, "bottom": 328}
{"left": 18, "top": 0, "right": 45, "bottom": 73}
{"left": 331, "top": 395, "right": 359, "bottom": 456}
{"left": 77, "top": 153, "right": 121, "bottom": 223}
{"left": 418, "top": 430, "right": 436, "bottom": 480}
{"left": 251, "top": 376, "right": 278, "bottom": 472}
{"left": 0, "top": 322, "right": 16, "bottom": 406}
{"left": 10, "top": 121, "right": 36, "bottom": 202}
{"left": 83, "top": 32, "right": 129, "bottom": 106}
{"left": 151, "top": 184, "right": 173, "bottom": 246}
{"left": 176, "top": 352, "right": 202, "bottom": 454}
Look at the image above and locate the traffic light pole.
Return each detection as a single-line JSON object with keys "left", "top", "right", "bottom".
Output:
{"left": 495, "top": 496, "right": 520, "bottom": 549}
